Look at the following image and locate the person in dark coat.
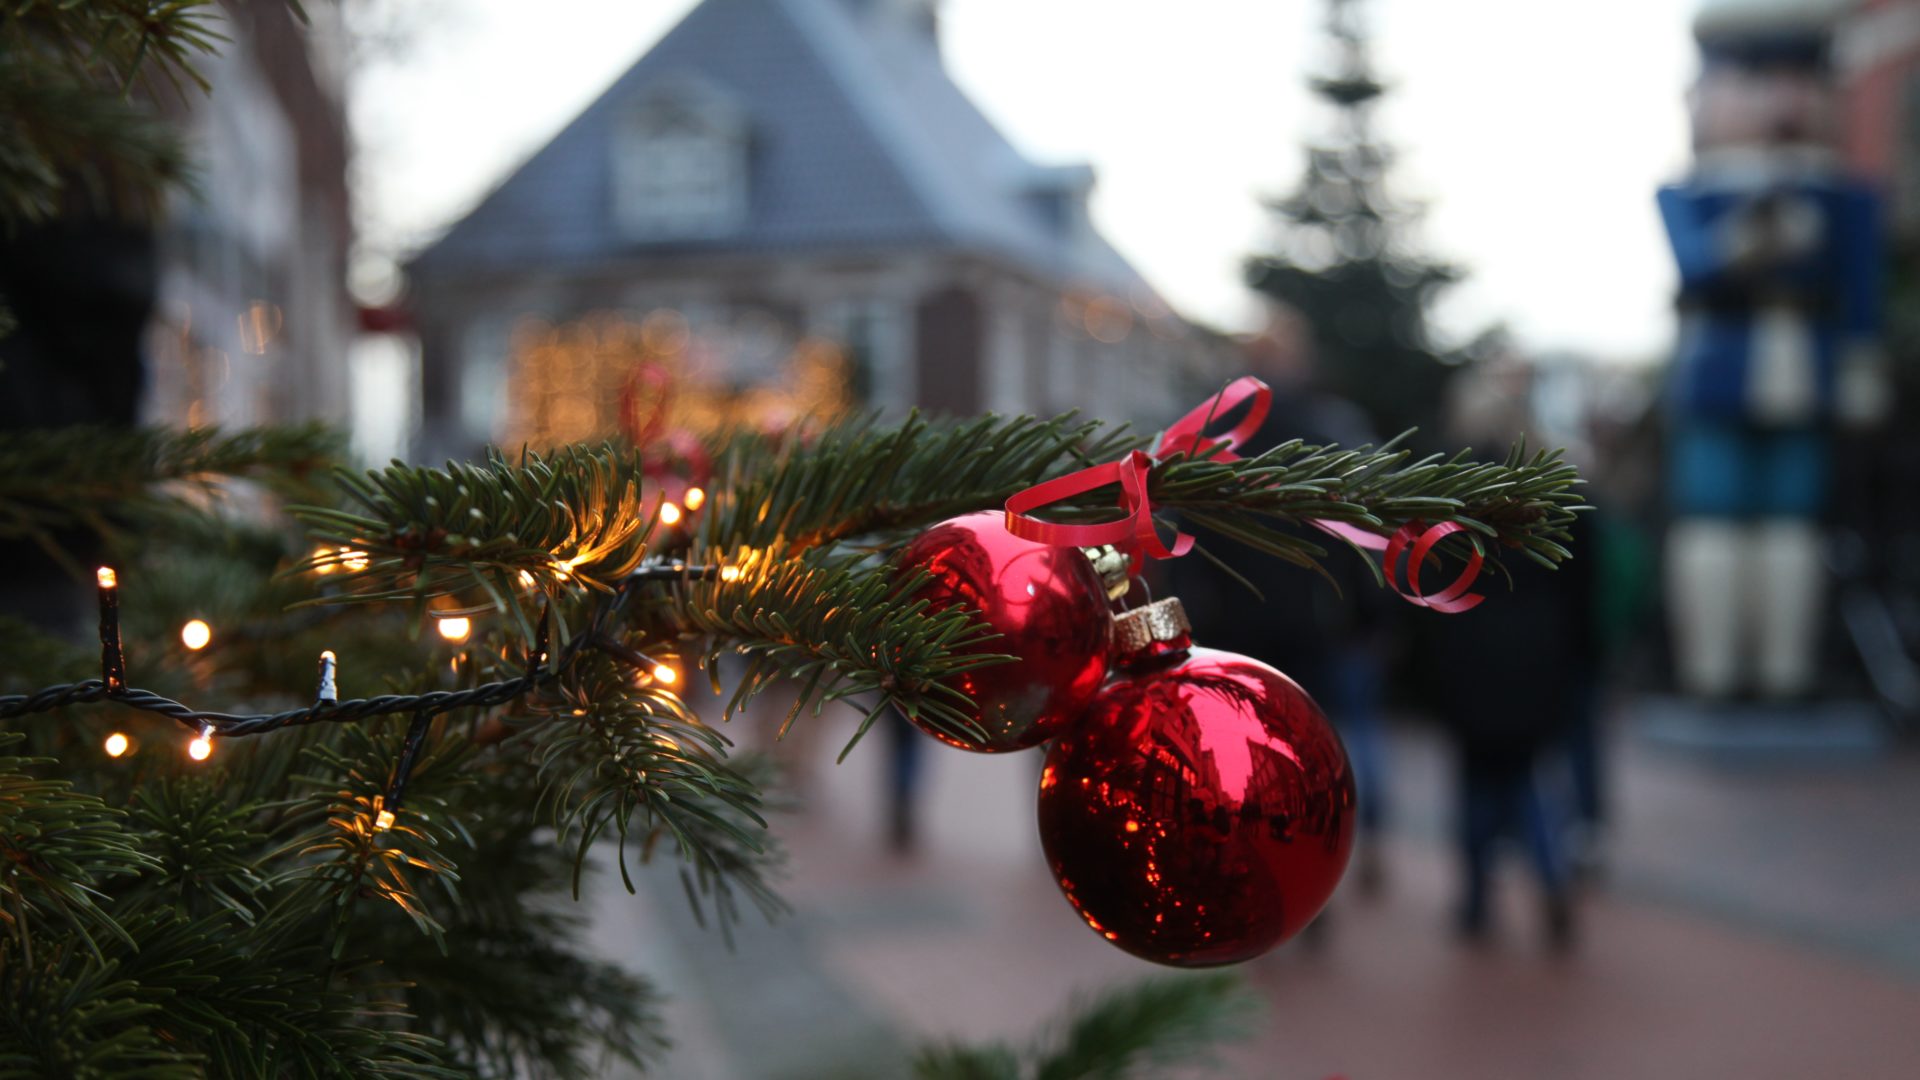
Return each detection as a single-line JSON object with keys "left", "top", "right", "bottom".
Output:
{"left": 1417, "top": 364, "right": 1598, "bottom": 948}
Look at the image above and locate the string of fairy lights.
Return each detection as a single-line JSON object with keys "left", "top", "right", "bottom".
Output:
{"left": 0, "top": 559, "right": 718, "bottom": 832}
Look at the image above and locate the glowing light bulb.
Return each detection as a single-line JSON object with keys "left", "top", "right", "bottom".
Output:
{"left": 180, "top": 619, "right": 212, "bottom": 651}
{"left": 658, "top": 502, "right": 682, "bottom": 526}
{"left": 312, "top": 544, "right": 338, "bottom": 574}
{"left": 436, "top": 616, "right": 472, "bottom": 643}
{"left": 103, "top": 732, "right": 130, "bottom": 758}
{"left": 96, "top": 567, "right": 117, "bottom": 589}
{"left": 652, "top": 663, "right": 677, "bottom": 685}
{"left": 374, "top": 809, "right": 396, "bottom": 832}
{"left": 188, "top": 732, "right": 214, "bottom": 761}
{"left": 338, "top": 547, "right": 369, "bottom": 572}
{"left": 719, "top": 565, "right": 742, "bottom": 583}
{"left": 683, "top": 486, "right": 706, "bottom": 511}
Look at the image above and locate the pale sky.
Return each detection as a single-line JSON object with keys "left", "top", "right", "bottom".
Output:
{"left": 352, "top": 0, "right": 1697, "bottom": 362}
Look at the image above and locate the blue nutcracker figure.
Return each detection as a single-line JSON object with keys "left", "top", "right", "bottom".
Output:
{"left": 1660, "top": 0, "right": 1887, "bottom": 701}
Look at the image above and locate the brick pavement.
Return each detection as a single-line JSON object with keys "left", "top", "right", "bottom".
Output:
{"left": 595, "top": 708, "right": 1920, "bottom": 1079}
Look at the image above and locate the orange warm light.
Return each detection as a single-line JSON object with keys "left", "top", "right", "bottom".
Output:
{"left": 435, "top": 616, "right": 472, "bottom": 643}
{"left": 104, "top": 732, "right": 131, "bottom": 758}
{"left": 96, "top": 567, "right": 117, "bottom": 589}
{"left": 652, "top": 663, "right": 677, "bottom": 685}
{"left": 187, "top": 732, "right": 214, "bottom": 761}
{"left": 682, "top": 486, "right": 706, "bottom": 511}
{"left": 658, "top": 502, "right": 682, "bottom": 526}
{"left": 181, "top": 619, "right": 212, "bottom": 651}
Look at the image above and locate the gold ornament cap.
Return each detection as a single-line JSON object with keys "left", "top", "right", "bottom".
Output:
{"left": 1112, "top": 597, "right": 1192, "bottom": 655}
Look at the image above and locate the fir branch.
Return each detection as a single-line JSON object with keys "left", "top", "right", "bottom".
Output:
{"left": 0, "top": 736, "right": 154, "bottom": 960}
{"left": 518, "top": 655, "right": 786, "bottom": 938}
{"left": 296, "top": 443, "right": 659, "bottom": 603}
{"left": 912, "top": 1043, "right": 1022, "bottom": 1080}
{"left": 1030, "top": 973, "right": 1257, "bottom": 1080}
{"left": 0, "top": 950, "right": 200, "bottom": 1079}
{"left": 366, "top": 763, "right": 669, "bottom": 1078}
{"left": 656, "top": 545, "right": 1010, "bottom": 751}
{"left": 1, "top": 1, "right": 232, "bottom": 97}
{"left": 273, "top": 727, "right": 474, "bottom": 957}
{"left": 124, "top": 779, "right": 270, "bottom": 923}
{"left": 0, "top": 424, "right": 344, "bottom": 574}
{"left": 1143, "top": 437, "right": 1585, "bottom": 576}
{"left": 0, "top": 0, "right": 249, "bottom": 226}
{"left": 97, "top": 907, "right": 456, "bottom": 1079}
{"left": 913, "top": 974, "right": 1259, "bottom": 1080}
{"left": 375, "top": 918, "right": 666, "bottom": 1080}
{"left": 0, "top": 61, "right": 189, "bottom": 225}
{"left": 700, "top": 410, "right": 1140, "bottom": 549}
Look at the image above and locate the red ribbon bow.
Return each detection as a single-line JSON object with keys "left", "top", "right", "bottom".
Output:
{"left": 1004, "top": 450, "right": 1191, "bottom": 564}
{"left": 1005, "top": 376, "right": 1486, "bottom": 613}
{"left": 1004, "top": 376, "right": 1271, "bottom": 566}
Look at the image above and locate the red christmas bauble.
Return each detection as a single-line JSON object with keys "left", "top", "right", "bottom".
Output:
{"left": 896, "top": 511, "right": 1113, "bottom": 752}
{"left": 1038, "top": 598, "right": 1355, "bottom": 966}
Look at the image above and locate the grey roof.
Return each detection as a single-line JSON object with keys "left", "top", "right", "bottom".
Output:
{"left": 411, "top": 0, "right": 1149, "bottom": 294}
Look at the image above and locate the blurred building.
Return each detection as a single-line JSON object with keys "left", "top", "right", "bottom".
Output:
{"left": 143, "top": 1, "right": 355, "bottom": 431}
{"left": 1839, "top": 0, "right": 1920, "bottom": 220}
{"left": 405, "top": 0, "right": 1224, "bottom": 460}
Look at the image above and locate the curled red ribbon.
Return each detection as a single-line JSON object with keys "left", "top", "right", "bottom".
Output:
{"left": 1383, "top": 520, "right": 1485, "bottom": 613}
{"left": 1311, "top": 514, "right": 1487, "bottom": 613}
{"left": 1005, "top": 377, "right": 1272, "bottom": 563}
{"left": 1006, "top": 378, "right": 1487, "bottom": 613}
{"left": 1153, "top": 375, "right": 1272, "bottom": 463}
{"left": 1004, "top": 450, "right": 1191, "bottom": 566}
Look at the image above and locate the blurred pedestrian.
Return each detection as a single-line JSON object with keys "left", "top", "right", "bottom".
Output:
{"left": 1418, "top": 362, "right": 1598, "bottom": 949}
{"left": 881, "top": 705, "right": 925, "bottom": 855}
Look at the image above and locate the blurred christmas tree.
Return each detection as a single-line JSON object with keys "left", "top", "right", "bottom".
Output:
{"left": 0, "top": 4, "right": 1584, "bottom": 1075}
{"left": 1245, "top": 0, "right": 1469, "bottom": 441}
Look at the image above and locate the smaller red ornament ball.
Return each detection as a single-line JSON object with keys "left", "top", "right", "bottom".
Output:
{"left": 896, "top": 511, "right": 1113, "bottom": 752}
{"left": 1038, "top": 598, "right": 1354, "bottom": 966}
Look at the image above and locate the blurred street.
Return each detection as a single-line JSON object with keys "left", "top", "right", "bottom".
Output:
{"left": 594, "top": 706, "right": 1920, "bottom": 1080}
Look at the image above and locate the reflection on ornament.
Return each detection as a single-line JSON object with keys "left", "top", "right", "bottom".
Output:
{"left": 896, "top": 512, "right": 1112, "bottom": 752}
{"left": 1039, "top": 598, "right": 1354, "bottom": 966}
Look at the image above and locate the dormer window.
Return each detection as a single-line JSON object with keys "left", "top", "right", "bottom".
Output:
{"left": 613, "top": 81, "right": 747, "bottom": 239}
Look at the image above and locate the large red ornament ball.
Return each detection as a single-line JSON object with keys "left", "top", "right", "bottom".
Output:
{"left": 1038, "top": 599, "right": 1355, "bottom": 966}
{"left": 896, "top": 511, "right": 1113, "bottom": 752}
